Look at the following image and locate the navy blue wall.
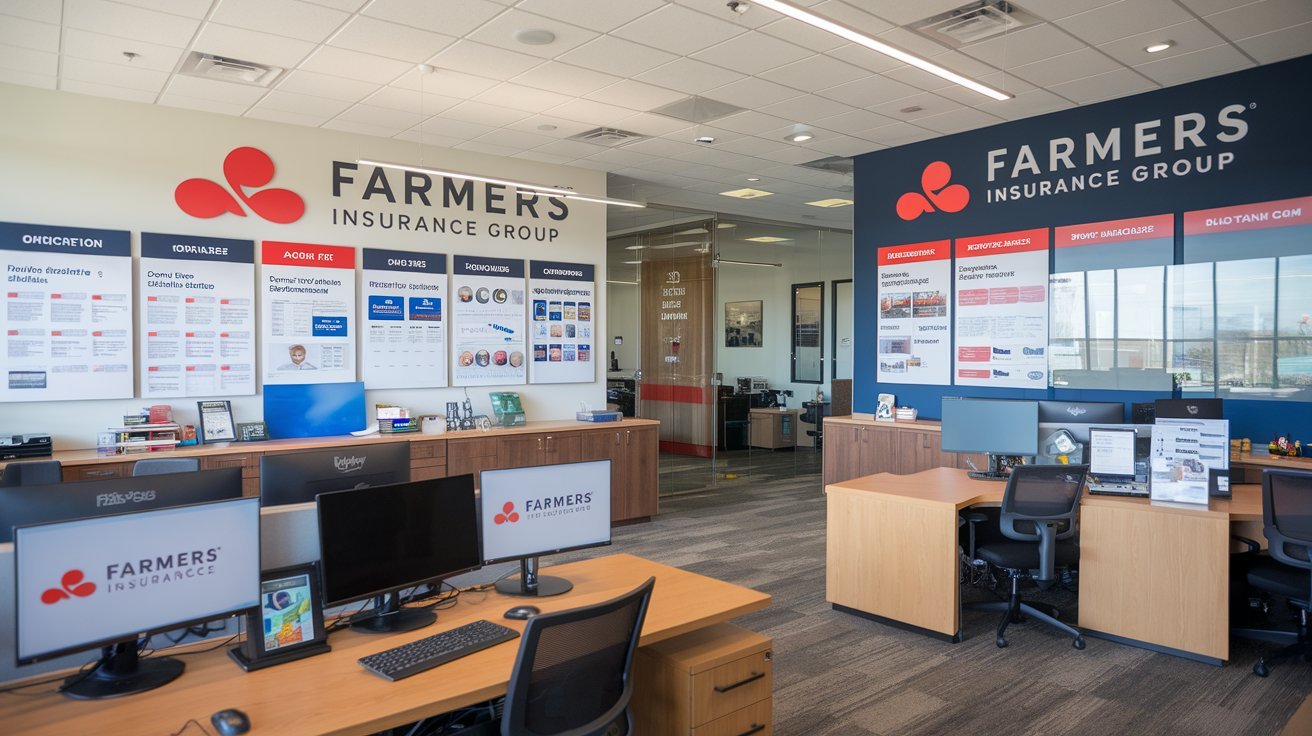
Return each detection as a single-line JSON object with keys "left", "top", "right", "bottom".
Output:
{"left": 853, "top": 55, "right": 1312, "bottom": 443}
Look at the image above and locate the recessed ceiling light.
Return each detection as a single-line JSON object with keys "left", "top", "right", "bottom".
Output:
{"left": 514, "top": 29, "right": 556, "bottom": 45}
{"left": 720, "top": 188, "right": 774, "bottom": 199}
{"left": 717, "top": 222, "right": 737, "bottom": 229}
{"left": 1145, "top": 41, "right": 1175, "bottom": 53}
{"left": 695, "top": 136, "right": 716, "bottom": 144}
{"left": 744, "top": 236, "right": 790, "bottom": 243}
{"left": 625, "top": 245, "right": 646, "bottom": 250}
{"left": 623, "top": 260, "right": 643, "bottom": 265}
{"left": 746, "top": 177, "right": 761, "bottom": 182}
{"left": 805, "top": 198, "right": 854, "bottom": 208}
{"left": 787, "top": 132, "right": 814, "bottom": 143}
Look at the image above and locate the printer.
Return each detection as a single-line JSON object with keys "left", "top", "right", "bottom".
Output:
{"left": 0, "top": 433, "right": 52, "bottom": 460}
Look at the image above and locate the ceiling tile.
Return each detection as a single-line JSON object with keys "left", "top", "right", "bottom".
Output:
{"left": 0, "top": 67, "right": 54, "bottom": 89}
{"left": 62, "top": 55, "right": 167, "bottom": 92}
{"left": 934, "top": 73, "right": 1035, "bottom": 106}
{"left": 690, "top": 31, "right": 813, "bottom": 76}
{"left": 958, "top": 23, "right": 1087, "bottom": 68}
{"left": 584, "top": 80, "right": 686, "bottom": 112}
{"left": 1133, "top": 44, "right": 1255, "bottom": 86}
{"left": 60, "top": 78, "right": 156, "bottom": 102}
{"left": 329, "top": 16, "right": 456, "bottom": 63}
{"left": 165, "top": 75, "right": 269, "bottom": 105}
{"left": 808, "top": 135, "right": 879, "bottom": 158}
{"left": 504, "top": 115, "right": 597, "bottom": 138}
{"left": 621, "top": 137, "right": 707, "bottom": 158}
{"left": 158, "top": 93, "right": 251, "bottom": 117}
{"left": 557, "top": 36, "right": 677, "bottom": 77}
{"left": 1008, "top": 47, "right": 1124, "bottom": 87}
{"left": 547, "top": 97, "right": 638, "bottom": 126}
{"left": 258, "top": 89, "right": 354, "bottom": 118}
{"left": 323, "top": 118, "right": 409, "bottom": 138}
{"left": 0, "top": 0, "right": 61, "bottom": 24}
{"left": 0, "top": 44, "right": 57, "bottom": 76}
{"left": 363, "top": 86, "right": 462, "bottom": 115}
{"left": 1236, "top": 21, "right": 1312, "bottom": 63}
{"left": 414, "top": 116, "right": 496, "bottom": 140}
{"left": 300, "top": 46, "right": 413, "bottom": 85}
{"left": 511, "top": 62, "right": 621, "bottom": 97}
{"left": 391, "top": 129, "right": 465, "bottom": 148}
{"left": 194, "top": 23, "right": 316, "bottom": 70}
{"left": 455, "top": 140, "right": 526, "bottom": 158}
{"left": 276, "top": 70, "right": 379, "bottom": 102}
{"left": 862, "top": 0, "right": 972, "bottom": 25}
{"left": 512, "top": 150, "right": 577, "bottom": 165}
{"left": 112, "top": 0, "right": 212, "bottom": 18}
{"left": 634, "top": 58, "right": 743, "bottom": 95}
{"left": 875, "top": 27, "right": 956, "bottom": 59}
{"left": 704, "top": 77, "right": 802, "bottom": 109}
{"left": 0, "top": 15, "right": 60, "bottom": 52}
{"left": 758, "top": 18, "right": 847, "bottom": 52}
{"left": 465, "top": 8, "right": 600, "bottom": 59}
{"left": 516, "top": 0, "right": 664, "bottom": 33}
{"left": 1206, "top": 0, "right": 1312, "bottom": 41}
{"left": 65, "top": 0, "right": 200, "bottom": 47}
{"left": 474, "top": 82, "right": 573, "bottom": 113}
{"left": 913, "top": 107, "right": 1006, "bottom": 134}
{"left": 1055, "top": 0, "right": 1194, "bottom": 46}
{"left": 715, "top": 110, "right": 798, "bottom": 135}
{"left": 585, "top": 148, "right": 660, "bottom": 167}
{"left": 393, "top": 67, "right": 500, "bottom": 98}
{"left": 1047, "top": 67, "right": 1158, "bottom": 104}
{"left": 610, "top": 112, "right": 695, "bottom": 138}
{"left": 472, "top": 128, "right": 559, "bottom": 150}
{"left": 60, "top": 29, "right": 182, "bottom": 73}
{"left": 431, "top": 40, "right": 545, "bottom": 80}
{"left": 363, "top": 0, "right": 505, "bottom": 37}
{"left": 1097, "top": 20, "right": 1229, "bottom": 67}
{"left": 759, "top": 94, "right": 854, "bottom": 123}
{"left": 711, "top": 135, "right": 791, "bottom": 156}
{"left": 867, "top": 92, "right": 963, "bottom": 121}
{"left": 759, "top": 54, "right": 870, "bottom": 91}
{"left": 244, "top": 107, "right": 335, "bottom": 127}
{"left": 335, "top": 103, "right": 426, "bottom": 130}
{"left": 1021, "top": 0, "right": 1121, "bottom": 21}
{"left": 303, "top": 0, "right": 370, "bottom": 11}
{"left": 816, "top": 74, "right": 924, "bottom": 107}
{"left": 611, "top": 4, "right": 745, "bottom": 56}
{"left": 533, "top": 139, "right": 612, "bottom": 159}
{"left": 756, "top": 146, "right": 827, "bottom": 164}
{"left": 811, "top": 0, "right": 895, "bottom": 35}
{"left": 977, "top": 89, "right": 1075, "bottom": 121}
{"left": 1177, "top": 0, "right": 1258, "bottom": 14}
{"left": 211, "top": 0, "right": 348, "bottom": 43}
{"left": 852, "top": 121, "right": 936, "bottom": 146}
{"left": 824, "top": 42, "right": 902, "bottom": 74}
{"left": 812, "top": 108, "right": 896, "bottom": 135}
{"left": 442, "top": 100, "right": 530, "bottom": 126}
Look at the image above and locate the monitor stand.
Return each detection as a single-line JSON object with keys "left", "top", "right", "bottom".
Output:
{"left": 349, "top": 592, "right": 436, "bottom": 634}
{"left": 966, "top": 453, "right": 1011, "bottom": 481}
{"left": 496, "top": 557, "right": 572, "bottom": 597}
{"left": 62, "top": 641, "right": 184, "bottom": 700}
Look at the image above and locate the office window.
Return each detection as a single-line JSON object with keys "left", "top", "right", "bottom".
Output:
{"left": 1117, "top": 267, "right": 1165, "bottom": 369}
{"left": 1216, "top": 259, "right": 1275, "bottom": 339}
{"left": 791, "top": 282, "right": 823, "bottom": 384}
{"left": 1049, "top": 272, "right": 1086, "bottom": 372}
{"left": 1087, "top": 269, "right": 1116, "bottom": 372}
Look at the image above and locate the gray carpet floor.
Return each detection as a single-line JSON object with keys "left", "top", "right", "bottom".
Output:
{"left": 560, "top": 448, "right": 1312, "bottom": 735}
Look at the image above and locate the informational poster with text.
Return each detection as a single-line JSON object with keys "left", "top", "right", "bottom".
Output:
{"left": 139, "top": 233, "right": 255, "bottom": 398}
{"left": 261, "top": 241, "right": 356, "bottom": 385}
{"left": 876, "top": 240, "right": 952, "bottom": 385}
{"left": 360, "top": 247, "right": 446, "bottom": 389}
{"left": 1, "top": 221, "right": 133, "bottom": 402}
{"left": 953, "top": 227, "right": 1050, "bottom": 388}
{"left": 451, "top": 255, "right": 525, "bottom": 386}
{"left": 528, "top": 260, "right": 595, "bottom": 384}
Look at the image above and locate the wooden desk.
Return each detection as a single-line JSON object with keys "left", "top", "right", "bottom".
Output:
{"left": 826, "top": 468, "right": 1259, "bottom": 663}
{"left": 0, "top": 554, "right": 770, "bottom": 736}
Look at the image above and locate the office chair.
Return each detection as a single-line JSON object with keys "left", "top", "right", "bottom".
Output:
{"left": 967, "top": 465, "right": 1089, "bottom": 650}
{"left": 501, "top": 577, "right": 655, "bottom": 736}
{"left": 1242, "top": 469, "right": 1312, "bottom": 677}
{"left": 1, "top": 460, "right": 62, "bottom": 486}
{"left": 132, "top": 457, "right": 200, "bottom": 476}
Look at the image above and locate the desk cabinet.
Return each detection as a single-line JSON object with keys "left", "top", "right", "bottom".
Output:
{"left": 633, "top": 623, "right": 773, "bottom": 736}
{"left": 582, "top": 425, "right": 658, "bottom": 523}
{"left": 497, "top": 431, "right": 580, "bottom": 469}
{"left": 822, "top": 422, "right": 895, "bottom": 486}
{"left": 749, "top": 409, "right": 798, "bottom": 450}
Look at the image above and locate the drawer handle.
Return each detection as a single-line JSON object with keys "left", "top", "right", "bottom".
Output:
{"left": 736, "top": 725, "right": 766, "bottom": 736}
{"left": 85, "top": 470, "right": 115, "bottom": 477}
{"left": 714, "top": 671, "right": 765, "bottom": 693}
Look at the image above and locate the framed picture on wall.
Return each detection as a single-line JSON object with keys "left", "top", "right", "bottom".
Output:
{"left": 725, "top": 300, "right": 763, "bottom": 348}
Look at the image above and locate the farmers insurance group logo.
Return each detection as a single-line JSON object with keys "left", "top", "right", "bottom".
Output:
{"left": 494, "top": 502, "right": 520, "bottom": 525}
{"left": 41, "top": 569, "right": 96, "bottom": 605}
{"left": 896, "top": 161, "right": 970, "bottom": 221}
{"left": 175, "top": 146, "right": 305, "bottom": 224}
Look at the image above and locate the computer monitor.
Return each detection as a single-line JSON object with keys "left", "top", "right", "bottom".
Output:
{"left": 1036, "top": 400, "right": 1125, "bottom": 464}
{"left": 479, "top": 460, "right": 612, "bottom": 597}
{"left": 940, "top": 398, "right": 1039, "bottom": 480}
{"left": 1154, "top": 398, "right": 1223, "bottom": 420}
{"left": 316, "top": 475, "right": 481, "bottom": 634}
{"left": 260, "top": 442, "right": 410, "bottom": 506}
{"left": 0, "top": 467, "right": 243, "bottom": 544}
{"left": 14, "top": 497, "right": 260, "bottom": 699}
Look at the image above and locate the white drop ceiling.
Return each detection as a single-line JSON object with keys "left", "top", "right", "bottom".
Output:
{"left": 1, "top": 0, "right": 1309, "bottom": 230}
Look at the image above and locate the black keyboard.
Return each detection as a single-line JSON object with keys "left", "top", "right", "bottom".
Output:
{"left": 358, "top": 619, "right": 520, "bottom": 682}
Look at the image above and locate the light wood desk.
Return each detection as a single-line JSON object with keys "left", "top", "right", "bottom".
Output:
{"left": 0, "top": 554, "right": 770, "bottom": 736}
{"left": 826, "top": 467, "right": 1260, "bottom": 663}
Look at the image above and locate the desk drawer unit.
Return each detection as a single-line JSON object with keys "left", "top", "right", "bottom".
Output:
{"left": 63, "top": 463, "right": 129, "bottom": 481}
{"left": 633, "top": 623, "right": 773, "bottom": 736}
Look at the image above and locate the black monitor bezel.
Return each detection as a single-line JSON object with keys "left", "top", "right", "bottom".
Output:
{"left": 314, "top": 476, "right": 483, "bottom": 609}
{"left": 477, "top": 459, "right": 613, "bottom": 566}
{"left": 1153, "top": 398, "right": 1223, "bottom": 420}
{"left": 1037, "top": 400, "right": 1125, "bottom": 424}
{"left": 1087, "top": 427, "right": 1140, "bottom": 479}
{"left": 14, "top": 496, "right": 262, "bottom": 666}
{"left": 259, "top": 441, "right": 412, "bottom": 507}
{"left": 939, "top": 397, "right": 1040, "bottom": 456}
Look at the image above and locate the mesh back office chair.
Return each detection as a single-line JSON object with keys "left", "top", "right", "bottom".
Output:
{"left": 0, "top": 460, "right": 62, "bottom": 486}
{"left": 1244, "top": 469, "right": 1312, "bottom": 677}
{"left": 501, "top": 577, "right": 655, "bottom": 736}
{"left": 967, "top": 465, "right": 1088, "bottom": 650}
{"left": 132, "top": 457, "right": 200, "bottom": 476}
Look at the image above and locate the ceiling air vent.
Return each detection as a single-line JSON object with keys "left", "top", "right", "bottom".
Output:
{"left": 799, "top": 156, "right": 854, "bottom": 176}
{"left": 180, "top": 51, "right": 284, "bottom": 87}
{"left": 651, "top": 96, "right": 745, "bottom": 124}
{"left": 569, "top": 127, "right": 646, "bottom": 147}
{"left": 910, "top": 1, "right": 1036, "bottom": 48}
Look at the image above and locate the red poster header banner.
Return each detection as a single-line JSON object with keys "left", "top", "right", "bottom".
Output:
{"left": 1055, "top": 214, "right": 1174, "bottom": 248}
{"left": 261, "top": 241, "right": 355, "bottom": 269}
{"left": 954, "top": 228, "right": 1049, "bottom": 259}
{"left": 1184, "top": 196, "right": 1312, "bottom": 235}
{"left": 877, "top": 240, "right": 950, "bottom": 266}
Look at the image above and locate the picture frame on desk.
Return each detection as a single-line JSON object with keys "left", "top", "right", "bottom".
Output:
{"left": 236, "top": 421, "right": 269, "bottom": 442}
{"left": 229, "top": 562, "right": 330, "bottom": 671}
{"left": 197, "top": 400, "right": 236, "bottom": 444}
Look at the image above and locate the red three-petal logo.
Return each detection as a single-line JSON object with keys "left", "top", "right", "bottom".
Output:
{"left": 175, "top": 146, "right": 305, "bottom": 224}
{"left": 896, "top": 161, "right": 970, "bottom": 221}
{"left": 494, "top": 501, "right": 520, "bottom": 525}
{"left": 41, "top": 569, "right": 97, "bottom": 605}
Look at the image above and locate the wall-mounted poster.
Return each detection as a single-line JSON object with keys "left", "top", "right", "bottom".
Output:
{"left": 1054, "top": 214, "right": 1174, "bottom": 272}
{"left": 1184, "top": 195, "right": 1312, "bottom": 263}
{"left": 953, "top": 228, "right": 1050, "bottom": 388}
{"left": 452, "top": 255, "right": 525, "bottom": 386}
{"left": 360, "top": 248, "right": 446, "bottom": 389}
{"left": 261, "top": 242, "right": 356, "bottom": 385}
{"left": 528, "top": 260, "right": 595, "bottom": 384}
{"left": 0, "top": 221, "right": 133, "bottom": 402}
{"left": 139, "top": 233, "right": 256, "bottom": 398}
{"left": 724, "top": 300, "right": 763, "bottom": 348}
{"left": 876, "top": 240, "right": 952, "bottom": 385}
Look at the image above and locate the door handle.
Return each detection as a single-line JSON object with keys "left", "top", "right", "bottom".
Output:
{"left": 713, "top": 671, "right": 765, "bottom": 693}
{"left": 625, "top": 430, "right": 631, "bottom": 446}
{"left": 735, "top": 725, "right": 766, "bottom": 736}
{"left": 537, "top": 437, "right": 543, "bottom": 451}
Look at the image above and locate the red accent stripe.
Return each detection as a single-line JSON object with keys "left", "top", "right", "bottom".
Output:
{"left": 1184, "top": 196, "right": 1312, "bottom": 235}
{"left": 955, "top": 228, "right": 1049, "bottom": 258}
{"left": 640, "top": 383, "right": 711, "bottom": 404}
{"left": 1056, "top": 214, "right": 1174, "bottom": 247}
{"left": 877, "top": 240, "right": 950, "bottom": 266}
{"left": 262, "top": 241, "right": 355, "bottom": 268}
{"left": 660, "top": 441, "right": 712, "bottom": 458}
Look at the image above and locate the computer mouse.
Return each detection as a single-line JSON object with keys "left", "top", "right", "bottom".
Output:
{"left": 211, "top": 708, "right": 251, "bottom": 736}
{"left": 504, "top": 605, "right": 540, "bottom": 620}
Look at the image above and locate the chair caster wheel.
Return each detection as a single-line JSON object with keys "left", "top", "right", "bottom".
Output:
{"left": 1073, "top": 637, "right": 1086, "bottom": 650}
{"left": 996, "top": 637, "right": 1008, "bottom": 648}
{"left": 1253, "top": 661, "right": 1269, "bottom": 678}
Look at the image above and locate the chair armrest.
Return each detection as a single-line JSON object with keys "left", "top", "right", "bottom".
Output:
{"left": 1231, "top": 535, "right": 1260, "bottom": 554}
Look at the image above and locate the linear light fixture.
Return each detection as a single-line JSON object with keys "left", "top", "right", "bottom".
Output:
{"left": 356, "top": 159, "right": 645, "bottom": 208}
{"left": 606, "top": 279, "right": 639, "bottom": 285}
{"left": 720, "top": 188, "right": 774, "bottom": 199}
{"left": 744, "top": 236, "right": 790, "bottom": 243}
{"left": 749, "top": 0, "right": 1013, "bottom": 101}
{"left": 805, "top": 198, "right": 855, "bottom": 208}
{"left": 716, "top": 258, "right": 783, "bottom": 268}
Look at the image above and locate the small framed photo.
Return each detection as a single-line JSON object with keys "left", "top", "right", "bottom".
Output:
{"left": 237, "top": 421, "right": 269, "bottom": 442}
{"left": 229, "top": 562, "right": 331, "bottom": 671}
{"left": 725, "top": 300, "right": 763, "bottom": 348}
{"left": 197, "top": 400, "right": 236, "bottom": 444}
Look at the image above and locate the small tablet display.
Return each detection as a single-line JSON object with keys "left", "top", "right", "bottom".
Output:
{"left": 260, "top": 570, "right": 318, "bottom": 653}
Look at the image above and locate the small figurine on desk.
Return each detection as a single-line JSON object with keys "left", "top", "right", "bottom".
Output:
{"left": 1269, "top": 434, "right": 1303, "bottom": 457}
